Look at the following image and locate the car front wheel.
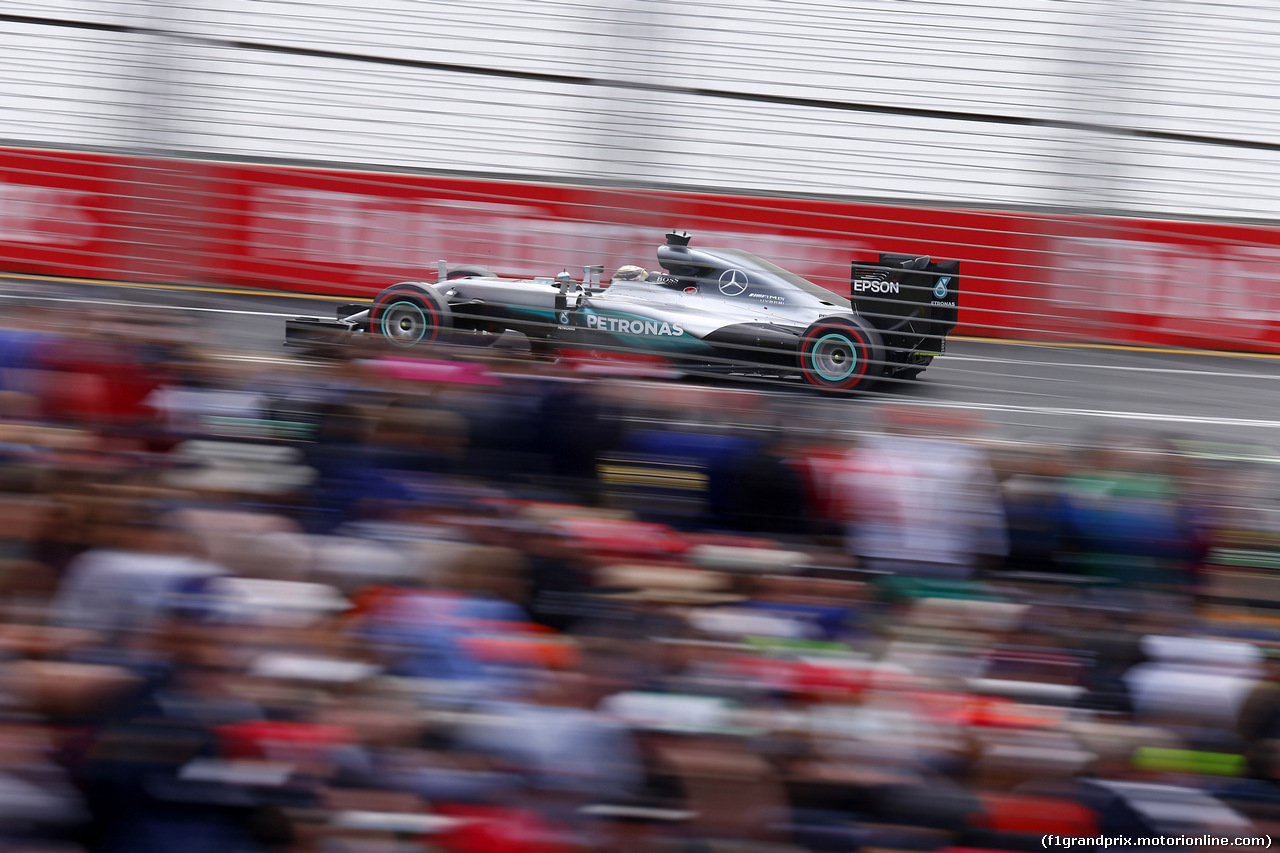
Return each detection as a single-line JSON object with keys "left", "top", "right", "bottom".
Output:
{"left": 370, "top": 283, "right": 453, "bottom": 348}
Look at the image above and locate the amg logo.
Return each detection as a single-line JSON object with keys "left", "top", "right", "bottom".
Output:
{"left": 853, "top": 278, "right": 900, "bottom": 294}
{"left": 587, "top": 314, "right": 684, "bottom": 336}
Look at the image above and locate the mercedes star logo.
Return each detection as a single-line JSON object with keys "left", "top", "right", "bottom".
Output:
{"left": 718, "top": 268, "right": 748, "bottom": 296}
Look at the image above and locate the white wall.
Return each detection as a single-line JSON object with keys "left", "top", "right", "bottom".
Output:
{"left": 5, "top": 0, "right": 1280, "bottom": 218}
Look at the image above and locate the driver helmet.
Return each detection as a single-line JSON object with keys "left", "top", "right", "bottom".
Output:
{"left": 613, "top": 265, "right": 648, "bottom": 282}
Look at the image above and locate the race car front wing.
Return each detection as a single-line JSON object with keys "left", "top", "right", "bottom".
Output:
{"left": 284, "top": 304, "right": 368, "bottom": 347}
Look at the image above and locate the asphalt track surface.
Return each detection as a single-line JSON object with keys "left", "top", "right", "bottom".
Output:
{"left": 5, "top": 272, "right": 1280, "bottom": 457}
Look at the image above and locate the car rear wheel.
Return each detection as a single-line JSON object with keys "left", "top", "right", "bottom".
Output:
{"left": 370, "top": 283, "right": 453, "bottom": 348}
{"left": 799, "top": 316, "right": 885, "bottom": 392}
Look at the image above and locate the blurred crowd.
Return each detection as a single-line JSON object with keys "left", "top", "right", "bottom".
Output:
{"left": 0, "top": 305, "right": 1275, "bottom": 852}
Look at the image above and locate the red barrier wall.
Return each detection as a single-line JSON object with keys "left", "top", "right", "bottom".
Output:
{"left": 3, "top": 145, "right": 1280, "bottom": 352}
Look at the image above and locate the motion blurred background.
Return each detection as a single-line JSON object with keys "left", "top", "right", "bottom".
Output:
{"left": 0, "top": 2, "right": 1277, "bottom": 852}
{"left": 7, "top": 0, "right": 1280, "bottom": 339}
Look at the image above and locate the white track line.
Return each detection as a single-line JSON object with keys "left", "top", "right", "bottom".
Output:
{"left": 938, "top": 354, "right": 1280, "bottom": 379}
{"left": 213, "top": 354, "right": 313, "bottom": 366}
{"left": 0, "top": 293, "right": 298, "bottom": 318}
{"left": 888, "top": 398, "right": 1280, "bottom": 430}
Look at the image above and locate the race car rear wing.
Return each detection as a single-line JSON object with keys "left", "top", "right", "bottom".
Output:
{"left": 850, "top": 255, "right": 959, "bottom": 354}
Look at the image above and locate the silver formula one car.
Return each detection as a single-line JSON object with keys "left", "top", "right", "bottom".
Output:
{"left": 286, "top": 230, "right": 959, "bottom": 392}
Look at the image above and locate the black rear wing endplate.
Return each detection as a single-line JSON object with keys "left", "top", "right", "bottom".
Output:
{"left": 850, "top": 255, "right": 958, "bottom": 353}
